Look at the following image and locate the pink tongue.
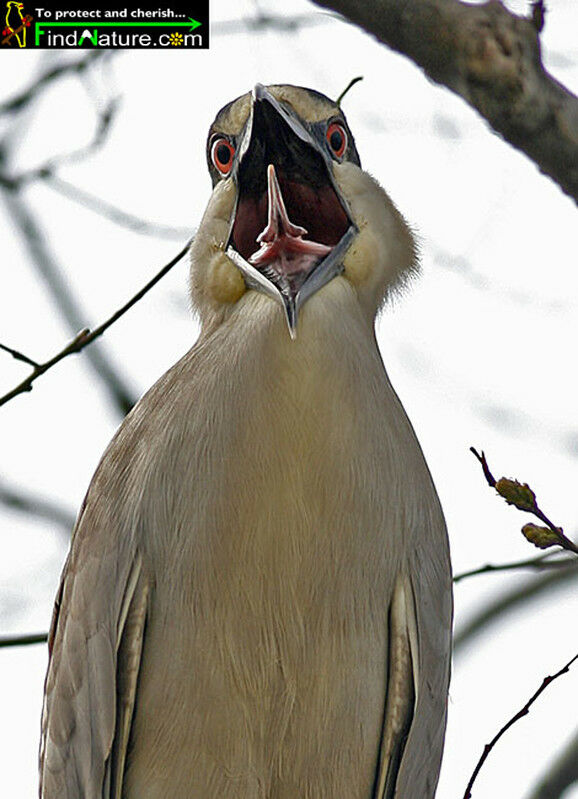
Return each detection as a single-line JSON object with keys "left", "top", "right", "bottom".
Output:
{"left": 249, "top": 164, "right": 331, "bottom": 277}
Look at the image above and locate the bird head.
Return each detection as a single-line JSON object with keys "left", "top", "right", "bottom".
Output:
{"left": 190, "top": 84, "right": 417, "bottom": 338}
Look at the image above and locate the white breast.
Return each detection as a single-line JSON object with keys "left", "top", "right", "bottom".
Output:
{"left": 123, "top": 280, "right": 444, "bottom": 798}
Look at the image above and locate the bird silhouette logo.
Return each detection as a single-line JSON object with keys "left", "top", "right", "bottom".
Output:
{"left": 1, "top": 1, "right": 32, "bottom": 48}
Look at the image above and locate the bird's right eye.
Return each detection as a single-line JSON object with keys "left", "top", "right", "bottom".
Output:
{"left": 326, "top": 122, "right": 347, "bottom": 160}
{"left": 211, "top": 137, "right": 235, "bottom": 175}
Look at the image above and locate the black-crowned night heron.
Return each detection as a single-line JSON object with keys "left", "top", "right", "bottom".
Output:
{"left": 40, "top": 84, "right": 452, "bottom": 799}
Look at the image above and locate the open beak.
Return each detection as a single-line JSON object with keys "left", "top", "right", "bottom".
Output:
{"left": 226, "top": 84, "right": 357, "bottom": 338}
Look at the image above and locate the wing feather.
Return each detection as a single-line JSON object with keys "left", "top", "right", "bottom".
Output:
{"left": 110, "top": 558, "right": 149, "bottom": 798}
{"left": 393, "top": 533, "right": 453, "bottom": 797}
{"left": 40, "top": 522, "right": 149, "bottom": 799}
{"left": 374, "top": 519, "right": 452, "bottom": 799}
{"left": 374, "top": 574, "right": 416, "bottom": 799}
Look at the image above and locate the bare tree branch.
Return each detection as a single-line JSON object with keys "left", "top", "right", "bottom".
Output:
{"left": 0, "top": 342, "right": 39, "bottom": 367}
{"left": 43, "top": 176, "right": 192, "bottom": 240}
{"left": 0, "top": 239, "right": 191, "bottom": 408}
{"left": 0, "top": 74, "right": 189, "bottom": 239}
{"left": 312, "top": 0, "right": 578, "bottom": 203}
{"left": 462, "top": 650, "right": 578, "bottom": 798}
{"left": 0, "top": 632, "right": 48, "bottom": 649}
{"left": 0, "top": 53, "right": 142, "bottom": 416}
{"left": 528, "top": 727, "right": 578, "bottom": 799}
{"left": 471, "top": 447, "right": 578, "bottom": 555}
{"left": 23, "top": 95, "right": 120, "bottom": 176}
{"left": 0, "top": 476, "right": 76, "bottom": 535}
{"left": 453, "top": 552, "right": 576, "bottom": 583}
{"left": 2, "top": 92, "right": 120, "bottom": 191}
{"left": 454, "top": 564, "right": 578, "bottom": 653}
{"left": 531, "top": 0, "right": 546, "bottom": 34}
{"left": 0, "top": 52, "right": 110, "bottom": 115}
{"left": 0, "top": 187, "right": 137, "bottom": 416}
{"left": 213, "top": 9, "right": 329, "bottom": 35}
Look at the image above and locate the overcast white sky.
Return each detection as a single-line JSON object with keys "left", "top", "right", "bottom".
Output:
{"left": 1, "top": 1, "right": 578, "bottom": 797}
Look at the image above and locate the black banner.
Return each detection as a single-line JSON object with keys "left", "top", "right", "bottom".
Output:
{"left": 1, "top": 0, "right": 209, "bottom": 49}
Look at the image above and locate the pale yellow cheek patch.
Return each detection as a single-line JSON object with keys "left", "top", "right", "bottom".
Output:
{"left": 211, "top": 178, "right": 236, "bottom": 223}
{"left": 343, "top": 224, "right": 378, "bottom": 287}
{"left": 207, "top": 251, "right": 246, "bottom": 304}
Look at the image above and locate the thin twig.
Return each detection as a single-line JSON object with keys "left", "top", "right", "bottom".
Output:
{"left": 454, "top": 565, "right": 578, "bottom": 654}
{"left": 336, "top": 76, "right": 363, "bottom": 106}
{"left": 1, "top": 188, "right": 137, "bottom": 416}
{"left": 527, "top": 726, "right": 578, "bottom": 799}
{"left": 40, "top": 96, "right": 119, "bottom": 172}
{"left": 213, "top": 10, "right": 330, "bottom": 35}
{"left": 462, "top": 651, "right": 578, "bottom": 799}
{"left": 0, "top": 58, "right": 136, "bottom": 416}
{"left": 2, "top": 98, "right": 120, "bottom": 192}
{"left": 0, "top": 477, "right": 76, "bottom": 534}
{"left": 45, "top": 175, "right": 192, "bottom": 240}
{"left": 531, "top": 0, "right": 546, "bottom": 33}
{"left": 0, "top": 167, "right": 191, "bottom": 240}
{"left": 0, "top": 632, "right": 48, "bottom": 649}
{"left": 0, "top": 239, "right": 191, "bottom": 408}
{"left": 0, "top": 52, "right": 110, "bottom": 115}
{"left": 470, "top": 447, "right": 496, "bottom": 487}
{"left": 453, "top": 552, "right": 576, "bottom": 583}
{"left": 0, "top": 342, "right": 39, "bottom": 367}
{"left": 470, "top": 447, "right": 578, "bottom": 556}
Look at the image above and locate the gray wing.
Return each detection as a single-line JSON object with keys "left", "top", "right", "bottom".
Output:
{"left": 374, "top": 523, "right": 453, "bottom": 799}
{"left": 40, "top": 498, "right": 150, "bottom": 799}
{"left": 38, "top": 347, "right": 205, "bottom": 798}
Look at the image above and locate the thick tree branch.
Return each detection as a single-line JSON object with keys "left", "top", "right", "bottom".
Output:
{"left": 312, "top": 0, "right": 578, "bottom": 204}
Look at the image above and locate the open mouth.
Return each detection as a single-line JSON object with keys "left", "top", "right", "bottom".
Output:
{"left": 232, "top": 164, "right": 349, "bottom": 298}
{"left": 225, "top": 86, "right": 356, "bottom": 336}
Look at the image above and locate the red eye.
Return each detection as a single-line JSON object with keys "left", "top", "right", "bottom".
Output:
{"left": 326, "top": 122, "right": 347, "bottom": 159}
{"left": 211, "top": 137, "right": 235, "bottom": 175}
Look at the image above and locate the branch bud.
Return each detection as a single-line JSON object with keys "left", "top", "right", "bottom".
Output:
{"left": 521, "top": 523, "right": 561, "bottom": 550}
{"left": 495, "top": 478, "right": 537, "bottom": 511}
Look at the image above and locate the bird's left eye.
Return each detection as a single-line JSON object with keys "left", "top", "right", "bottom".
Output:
{"left": 211, "top": 137, "right": 235, "bottom": 175}
{"left": 326, "top": 122, "right": 347, "bottom": 159}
